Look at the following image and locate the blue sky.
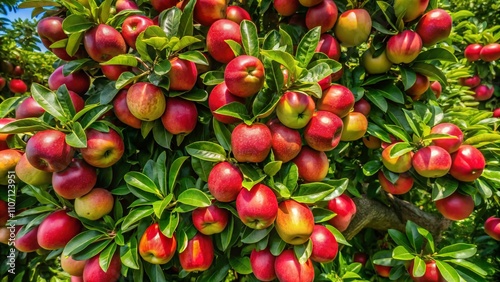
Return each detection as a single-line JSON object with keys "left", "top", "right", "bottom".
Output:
{"left": 7, "top": 7, "right": 48, "bottom": 51}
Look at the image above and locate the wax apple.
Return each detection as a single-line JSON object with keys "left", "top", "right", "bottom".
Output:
{"left": 224, "top": 55, "right": 265, "bottom": 98}
{"left": 8, "top": 79, "right": 27, "bottom": 93}
{"left": 484, "top": 217, "right": 500, "bottom": 241}
{"left": 84, "top": 24, "right": 127, "bottom": 62}
{"left": 179, "top": 233, "right": 214, "bottom": 272}
{"left": 113, "top": 89, "right": 142, "bottom": 129}
{"left": 37, "top": 210, "right": 82, "bottom": 250}
{"left": 226, "top": 5, "right": 251, "bottom": 24}
{"left": 274, "top": 0, "right": 299, "bottom": 16}
{"left": 275, "top": 199, "right": 314, "bottom": 245}
{"left": 193, "top": 0, "right": 227, "bottom": 26}
{"left": 48, "top": 65, "right": 90, "bottom": 95}
{"left": 381, "top": 143, "right": 413, "bottom": 173}
{"left": 14, "top": 226, "right": 40, "bottom": 253}
{"left": 139, "top": 223, "right": 177, "bottom": 264}
{"left": 206, "top": 19, "right": 242, "bottom": 63}
{"left": 192, "top": 204, "right": 229, "bottom": 235}
{"left": 386, "top": 30, "right": 423, "bottom": 64}
{"left": 435, "top": 192, "right": 474, "bottom": 221}
{"left": 168, "top": 57, "right": 198, "bottom": 91}
{"left": 361, "top": 48, "right": 393, "bottom": 74}
{"left": 0, "top": 149, "right": 22, "bottom": 185}
{"left": 310, "top": 225, "right": 338, "bottom": 263}
{"left": 80, "top": 128, "right": 125, "bottom": 168}
{"left": 83, "top": 252, "right": 121, "bottom": 282}
{"left": 464, "top": 44, "right": 483, "bottom": 62}
{"left": 304, "top": 111, "right": 343, "bottom": 151}
{"left": 208, "top": 82, "right": 246, "bottom": 124}
{"left": 25, "top": 129, "right": 74, "bottom": 172}
{"left": 267, "top": 118, "right": 302, "bottom": 163}
{"left": 231, "top": 123, "right": 272, "bottom": 163}
{"left": 341, "top": 112, "right": 368, "bottom": 141}
{"left": 250, "top": 248, "right": 276, "bottom": 281}
{"left": 126, "top": 82, "right": 166, "bottom": 121}
{"left": 161, "top": 97, "right": 198, "bottom": 135}
{"left": 334, "top": 9, "right": 372, "bottom": 47}
{"left": 75, "top": 188, "right": 114, "bottom": 220}
{"left": 327, "top": 194, "right": 357, "bottom": 232}
{"left": 15, "top": 154, "right": 52, "bottom": 186}
{"left": 274, "top": 249, "right": 314, "bottom": 282}
{"left": 207, "top": 161, "right": 243, "bottom": 202}
{"left": 412, "top": 146, "right": 452, "bottom": 178}
{"left": 406, "top": 73, "right": 430, "bottom": 99}
{"left": 480, "top": 43, "right": 500, "bottom": 62}
{"left": 52, "top": 158, "right": 97, "bottom": 199}
{"left": 430, "top": 123, "right": 463, "bottom": 153}
{"left": 317, "top": 84, "right": 355, "bottom": 118}
{"left": 305, "top": 0, "right": 338, "bottom": 33}
{"left": 61, "top": 254, "right": 87, "bottom": 276}
{"left": 121, "top": 15, "right": 154, "bottom": 50}
{"left": 449, "top": 145, "right": 485, "bottom": 182}
{"left": 394, "top": 0, "right": 429, "bottom": 22}
{"left": 316, "top": 34, "right": 341, "bottom": 61}
{"left": 379, "top": 171, "right": 414, "bottom": 195}
{"left": 292, "top": 146, "right": 329, "bottom": 182}
{"left": 415, "top": 9, "right": 452, "bottom": 46}
{"left": 276, "top": 91, "right": 315, "bottom": 129}
{"left": 236, "top": 183, "right": 278, "bottom": 229}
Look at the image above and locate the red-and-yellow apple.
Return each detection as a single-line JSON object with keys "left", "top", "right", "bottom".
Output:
{"left": 192, "top": 204, "right": 229, "bottom": 235}
{"left": 25, "top": 129, "right": 74, "bottom": 172}
{"left": 327, "top": 194, "right": 357, "bottom": 232}
{"left": 276, "top": 91, "right": 316, "bottom": 129}
{"left": 275, "top": 199, "right": 314, "bottom": 245}
{"left": 267, "top": 118, "right": 302, "bottom": 163}
{"left": 236, "top": 183, "right": 278, "bottom": 229}
{"left": 394, "top": 0, "right": 429, "bottom": 22}
{"left": 374, "top": 264, "right": 392, "bottom": 278}
{"left": 449, "top": 145, "right": 485, "bottom": 182}
{"left": 193, "top": 0, "right": 227, "bottom": 26}
{"left": 80, "top": 128, "right": 125, "bottom": 168}
{"left": 334, "top": 9, "right": 372, "bottom": 47}
{"left": 406, "top": 73, "right": 430, "bottom": 100}
{"left": 379, "top": 171, "right": 414, "bottom": 195}
{"left": 381, "top": 143, "right": 413, "bottom": 173}
{"left": 113, "top": 89, "right": 142, "bottom": 129}
{"left": 37, "top": 210, "right": 82, "bottom": 250}
{"left": 126, "top": 82, "right": 166, "bottom": 121}
{"left": 139, "top": 223, "right": 177, "bottom": 264}
{"left": 386, "top": 30, "right": 423, "bottom": 64}
{"left": 408, "top": 260, "right": 444, "bottom": 282}
{"left": 304, "top": 110, "right": 343, "bottom": 151}
{"left": 361, "top": 48, "right": 393, "bottom": 74}
{"left": 274, "top": 249, "right": 314, "bottom": 282}
{"left": 412, "top": 146, "right": 452, "bottom": 178}
{"left": 150, "top": 0, "right": 177, "bottom": 12}
{"left": 179, "top": 233, "right": 214, "bottom": 272}
{"left": 52, "top": 158, "right": 97, "bottom": 199}
{"left": 292, "top": 146, "right": 329, "bottom": 182}
{"left": 430, "top": 123, "right": 463, "bottom": 153}
{"left": 226, "top": 5, "right": 251, "bottom": 24}
{"left": 75, "top": 188, "right": 114, "bottom": 220}
{"left": 61, "top": 254, "right": 87, "bottom": 276}
{"left": 317, "top": 84, "right": 355, "bottom": 118}
{"left": 15, "top": 154, "right": 52, "bottom": 186}
{"left": 274, "top": 0, "right": 299, "bottom": 16}
{"left": 341, "top": 112, "right": 368, "bottom": 142}
{"left": 435, "top": 192, "right": 474, "bottom": 221}
{"left": 0, "top": 149, "right": 22, "bottom": 185}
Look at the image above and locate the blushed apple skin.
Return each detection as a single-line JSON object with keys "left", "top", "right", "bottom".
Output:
{"left": 431, "top": 81, "right": 442, "bottom": 98}
{"left": 310, "top": 225, "right": 338, "bottom": 263}
{"left": 179, "top": 233, "right": 214, "bottom": 272}
{"left": 274, "top": 0, "right": 299, "bottom": 16}
{"left": 449, "top": 145, "right": 485, "bottom": 182}
{"left": 430, "top": 123, "right": 464, "bottom": 153}
{"left": 484, "top": 217, "right": 500, "bottom": 241}
{"left": 161, "top": 97, "right": 198, "bottom": 135}
{"left": 208, "top": 82, "right": 246, "bottom": 124}
{"left": 250, "top": 248, "right": 276, "bottom": 281}
{"left": 374, "top": 264, "right": 392, "bottom": 278}
{"left": 316, "top": 34, "right": 341, "bottom": 61}
{"left": 379, "top": 171, "right": 414, "bottom": 195}
{"left": 226, "top": 5, "right": 251, "bottom": 24}
{"left": 415, "top": 9, "right": 453, "bottom": 46}
{"left": 75, "top": 188, "right": 114, "bottom": 220}
{"left": 52, "top": 158, "right": 97, "bottom": 199}
{"left": 435, "top": 192, "right": 474, "bottom": 221}
{"left": 274, "top": 249, "right": 315, "bottom": 282}
{"left": 207, "top": 161, "right": 243, "bottom": 202}
{"left": 139, "top": 223, "right": 177, "bottom": 264}
{"left": 267, "top": 118, "right": 302, "bottom": 163}
{"left": 394, "top": 0, "right": 429, "bottom": 22}
{"left": 406, "top": 73, "right": 430, "bottom": 99}
{"left": 80, "top": 128, "right": 125, "bottom": 168}
{"left": 15, "top": 154, "right": 53, "bottom": 186}
{"left": 480, "top": 43, "right": 500, "bottom": 62}
{"left": 334, "top": 9, "right": 372, "bottom": 47}
{"left": 386, "top": 30, "right": 423, "bottom": 64}
{"left": 464, "top": 44, "right": 483, "bottom": 62}
{"left": 126, "top": 82, "right": 166, "bottom": 121}
{"left": 206, "top": 19, "right": 242, "bottom": 64}
{"left": 327, "top": 194, "right": 357, "bottom": 232}
{"left": 305, "top": 0, "right": 338, "bottom": 34}
{"left": 236, "top": 183, "right": 278, "bottom": 230}
{"left": 25, "top": 129, "right": 75, "bottom": 172}
{"left": 317, "top": 84, "right": 355, "bottom": 118}
{"left": 83, "top": 251, "right": 121, "bottom": 282}
{"left": 381, "top": 143, "right": 413, "bottom": 173}
{"left": 168, "top": 57, "right": 198, "bottom": 91}
{"left": 411, "top": 146, "right": 452, "bottom": 178}
{"left": 231, "top": 123, "right": 272, "bottom": 163}
{"left": 121, "top": 15, "right": 154, "bottom": 50}
{"left": 224, "top": 55, "right": 265, "bottom": 98}
{"left": 37, "top": 210, "right": 82, "bottom": 250}
{"left": 304, "top": 110, "right": 343, "bottom": 151}
{"left": 292, "top": 146, "right": 329, "bottom": 182}
{"left": 341, "top": 112, "right": 368, "bottom": 142}
{"left": 458, "top": 75, "right": 481, "bottom": 88}
{"left": 192, "top": 204, "right": 229, "bottom": 235}
{"left": 61, "top": 254, "right": 87, "bottom": 276}
{"left": 8, "top": 79, "right": 28, "bottom": 93}
{"left": 408, "top": 260, "right": 445, "bottom": 282}
{"left": 83, "top": 24, "right": 127, "bottom": 63}
{"left": 0, "top": 149, "right": 22, "bottom": 185}
{"left": 14, "top": 226, "right": 40, "bottom": 253}
{"left": 193, "top": 0, "right": 227, "bottom": 27}
{"left": 275, "top": 199, "right": 315, "bottom": 245}
{"left": 276, "top": 91, "right": 316, "bottom": 129}
{"left": 48, "top": 66, "right": 90, "bottom": 95}
{"left": 361, "top": 48, "right": 393, "bottom": 74}
{"left": 113, "top": 89, "right": 142, "bottom": 129}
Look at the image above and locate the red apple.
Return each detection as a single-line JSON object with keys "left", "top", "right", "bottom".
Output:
{"left": 206, "top": 19, "right": 242, "bottom": 64}
{"left": 0, "top": 77, "right": 6, "bottom": 90}
{"left": 412, "top": 146, "right": 452, "bottom": 178}
{"left": 8, "top": 79, "right": 27, "bottom": 93}
{"left": 139, "top": 223, "right": 177, "bottom": 264}
{"left": 231, "top": 122, "right": 272, "bottom": 163}
{"left": 394, "top": 0, "right": 429, "bottom": 22}
{"left": 192, "top": 204, "right": 229, "bottom": 235}
{"left": 275, "top": 199, "right": 314, "bottom": 245}
{"left": 250, "top": 248, "right": 276, "bottom": 281}
{"left": 353, "top": 252, "right": 368, "bottom": 266}
{"left": 121, "top": 15, "right": 154, "bottom": 50}
{"left": 52, "top": 158, "right": 97, "bottom": 199}
{"left": 126, "top": 82, "right": 166, "bottom": 121}
{"left": 480, "top": 43, "right": 500, "bottom": 62}
{"left": 13, "top": 66, "right": 24, "bottom": 76}
{"left": 83, "top": 24, "right": 127, "bottom": 63}
{"left": 179, "top": 233, "right": 214, "bottom": 272}
{"left": 406, "top": 73, "right": 430, "bottom": 99}
{"left": 304, "top": 110, "right": 343, "bottom": 151}
{"left": 161, "top": 97, "right": 198, "bottom": 135}
{"left": 61, "top": 254, "right": 87, "bottom": 276}
{"left": 374, "top": 264, "right": 392, "bottom": 277}
{"left": 473, "top": 85, "right": 494, "bottom": 101}
{"left": 408, "top": 260, "right": 444, "bottom": 282}
{"left": 415, "top": 9, "right": 452, "bottom": 46}
{"left": 458, "top": 75, "right": 481, "bottom": 88}
{"left": 276, "top": 91, "right": 316, "bottom": 129}
{"left": 14, "top": 226, "right": 40, "bottom": 253}
{"left": 464, "top": 44, "right": 483, "bottom": 62}
{"left": 208, "top": 82, "right": 246, "bottom": 124}
{"left": 226, "top": 5, "right": 251, "bottom": 24}
{"left": 0, "top": 200, "right": 8, "bottom": 226}
{"left": 310, "top": 225, "right": 338, "bottom": 263}
{"left": 101, "top": 65, "right": 130, "bottom": 81}
{"left": 224, "top": 55, "right": 265, "bottom": 98}
{"left": 25, "top": 129, "right": 74, "bottom": 172}
{"left": 334, "top": 9, "right": 372, "bottom": 47}
{"left": 484, "top": 217, "right": 500, "bottom": 241}
{"left": 37, "top": 210, "right": 82, "bottom": 250}
{"left": 317, "top": 84, "right": 355, "bottom": 118}
{"left": 267, "top": 118, "right": 302, "bottom": 163}
{"left": 236, "top": 183, "right": 278, "bottom": 229}
{"left": 207, "top": 161, "right": 243, "bottom": 202}
{"left": 449, "top": 145, "right": 485, "bottom": 182}
{"left": 305, "top": 0, "right": 338, "bottom": 34}
{"left": 494, "top": 108, "right": 500, "bottom": 118}
{"left": 386, "top": 30, "right": 423, "bottom": 64}
{"left": 381, "top": 143, "right": 413, "bottom": 173}
{"left": 292, "top": 146, "right": 329, "bottom": 182}
{"left": 274, "top": 0, "right": 300, "bottom": 16}
{"left": 193, "top": 0, "right": 227, "bottom": 26}
{"left": 435, "top": 192, "right": 474, "bottom": 221}
{"left": 318, "top": 75, "right": 332, "bottom": 90}
{"left": 0, "top": 118, "right": 15, "bottom": 143}
{"left": 113, "top": 89, "right": 142, "bottom": 129}
{"left": 80, "top": 128, "right": 125, "bottom": 168}
{"left": 430, "top": 123, "right": 463, "bottom": 153}
{"left": 430, "top": 81, "right": 442, "bottom": 98}
{"left": 150, "top": 0, "right": 177, "bottom": 12}
{"left": 83, "top": 252, "right": 121, "bottom": 282}
{"left": 316, "top": 34, "right": 341, "bottom": 61}
{"left": 274, "top": 249, "right": 314, "bottom": 282}
{"left": 327, "top": 194, "right": 357, "bottom": 232}
{"left": 331, "top": 65, "right": 344, "bottom": 81}
{"left": 37, "top": 16, "right": 81, "bottom": 61}
{"left": 48, "top": 65, "right": 90, "bottom": 95}
{"left": 379, "top": 171, "right": 414, "bottom": 195}
{"left": 353, "top": 98, "right": 371, "bottom": 116}
{"left": 116, "top": 0, "right": 139, "bottom": 12}
{"left": 168, "top": 57, "right": 198, "bottom": 91}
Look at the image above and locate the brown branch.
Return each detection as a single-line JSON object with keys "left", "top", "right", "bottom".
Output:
{"left": 343, "top": 194, "right": 452, "bottom": 241}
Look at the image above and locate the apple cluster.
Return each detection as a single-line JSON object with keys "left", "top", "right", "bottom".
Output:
{"left": 0, "top": 60, "right": 28, "bottom": 95}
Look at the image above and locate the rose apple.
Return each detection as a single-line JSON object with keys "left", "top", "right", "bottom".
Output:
{"left": 101, "top": 65, "right": 130, "bottom": 81}
{"left": 435, "top": 192, "right": 474, "bottom": 221}
{"left": 192, "top": 204, "right": 229, "bottom": 235}
{"left": 412, "top": 146, "right": 452, "bottom": 178}
{"left": 480, "top": 43, "right": 500, "bottom": 62}
{"left": 464, "top": 43, "right": 483, "bottom": 62}
{"left": 121, "top": 15, "right": 154, "bottom": 50}
{"left": 25, "top": 129, "right": 74, "bottom": 172}
{"left": 394, "top": 0, "right": 429, "bottom": 22}
{"left": 83, "top": 24, "right": 127, "bottom": 62}
{"left": 83, "top": 252, "right": 121, "bottom": 282}
{"left": 406, "top": 73, "right": 430, "bottom": 100}
{"left": 179, "top": 233, "right": 214, "bottom": 272}
{"left": 116, "top": 0, "right": 139, "bottom": 12}
{"left": 267, "top": 118, "right": 302, "bottom": 163}
{"left": 75, "top": 188, "right": 114, "bottom": 220}
{"left": 275, "top": 199, "right": 314, "bottom": 245}
{"left": 292, "top": 146, "right": 329, "bottom": 182}
{"left": 316, "top": 34, "right": 341, "bottom": 61}
{"left": 327, "top": 194, "right": 357, "bottom": 232}
{"left": 61, "top": 254, "right": 87, "bottom": 276}
{"left": 206, "top": 19, "right": 242, "bottom": 63}
{"left": 449, "top": 145, "right": 485, "bottom": 182}
{"left": 276, "top": 91, "right": 315, "bottom": 129}
{"left": 15, "top": 154, "right": 52, "bottom": 186}
{"left": 250, "top": 248, "right": 276, "bottom": 281}
{"left": 207, "top": 161, "right": 243, "bottom": 202}
{"left": 386, "top": 30, "right": 423, "bottom": 64}
{"left": 341, "top": 112, "right": 368, "bottom": 142}
{"left": 0, "top": 149, "right": 22, "bottom": 185}
{"left": 161, "top": 97, "right": 198, "bottom": 135}
{"left": 317, "top": 84, "right": 355, "bottom": 118}
{"left": 150, "top": 0, "right": 177, "bottom": 12}
{"left": 226, "top": 5, "right": 251, "bottom": 24}
{"left": 193, "top": 0, "right": 227, "bottom": 26}
{"left": 353, "top": 252, "right": 368, "bottom": 266}
{"left": 37, "top": 210, "right": 82, "bottom": 250}
{"left": 231, "top": 122, "right": 272, "bottom": 163}
{"left": 415, "top": 9, "right": 452, "bottom": 46}
{"left": 236, "top": 183, "right": 278, "bottom": 229}
{"left": 458, "top": 75, "right": 481, "bottom": 88}
{"left": 353, "top": 98, "right": 371, "bottom": 116}
{"left": 430, "top": 123, "right": 463, "bottom": 153}
{"left": 484, "top": 217, "right": 500, "bottom": 241}
{"left": 14, "top": 226, "right": 40, "bottom": 253}
{"left": 274, "top": 0, "right": 299, "bottom": 16}
{"left": 208, "top": 82, "right": 246, "bottom": 124}
{"left": 473, "top": 85, "right": 494, "bottom": 101}
{"left": 224, "top": 55, "right": 265, "bottom": 98}
{"left": 430, "top": 81, "right": 442, "bottom": 98}
{"left": 126, "top": 82, "right": 166, "bottom": 121}
{"left": 374, "top": 264, "right": 392, "bottom": 277}
{"left": 113, "top": 89, "right": 142, "bottom": 129}
{"left": 334, "top": 9, "right": 372, "bottom": 47}
{"left": 8, "top": 79, "right": 27, "bottom": 93}
{"left": 48, "top": 65, "right": 90, "bottom": 95}
{"left": 52, "top": 158, "right": 97, "bottom": 199}
{"left": 304, "top": 111, "right": 343, "bottom": 151}
{"left": 80, "top": 128, "right": 125, "bottom": 168}
{"left": 361, "top": 48, "right": 393, "bottom": 74}
{"left": 381, "top": 143, "right": 413, "bottom": 173}
{"left": 408, "top": 260, "right": 444, "bottom": 282}
{"left": 139, "top": 223, "right": 177, "bottom": 264}
{"left": 168, "top": 57, "right": 198, "bottom": 91}
{"left": 363, "top": 136, "right": 381, "bottom": 149}
{"left": 274, "top": 249, "right": 314, "bottom": 282}
{"left": 305, "top": 0, "right": 338, "bottom": 34}
{"left": 310, "top": 225, "right": 338, "bottom": 263}
{"left": 379, "top": 171, "right": 414, "bottom": 195}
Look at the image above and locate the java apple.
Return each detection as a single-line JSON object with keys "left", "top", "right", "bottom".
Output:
{"left": 273, "top": 0, "right": 300, "bottom": 16}
{"left": 179, "top": 233, "right": 214, "bottom": 272}
{"left": 113, "top": 89, "right": 142, "bottom": 129}
{"left": 473, "top": 85, "right": 494, "bottom": 101}
{"left": 430, "top": 81, "right": 442, "bottom": 98}
{"left": 52, "top": 158, "right": 97, "bottom": 199}
{"left": 207, "top": 161, "right": 243, "bottom": 202}
{"left": 458, "top": 75, "right": 481, "bottom": 88}
{"left": 139, "top": 223, "right": 177, "bottom": 264}
{"left": 435, "top": 192, "right": 474, "bottom": 221}
{"left": 361, "top": 48, "right": 393, "bottom": 74}
{"left": 316, "top": 34, "right": 341, "bottom": 61}
{"left": 484, "top": 217, "right": 500, "bottom": 241}
{"left": 267, "top": 118, "right": 302, "bottom": 163}
{"left": 61, "top": 254, "right": 87, "bottom": 276}
{"left": 48, "top": 65, "right": 91, "bottom": 95}
{"left": 0, "top": 149, "right": 22, "bottom": 185}
{"left": 161, "top": 97, "right": 198, "bottom": 135}
{"left": 310, "top": 225, "right": 338, "bottom": 263}
{"left": 317, "top": 84, "right": 355, "bottom": 118}
{"left": 126, "top": 82, "right": 166, "bottom": 121}
{"left": 276, "top": 91, "right": 315, "bottom": 129}
{"left": 121, "top": 15, "right": 154, "bottom": 50}
{"left": 37, "top": 210, "right": 82, "bottom": 250}
{"left": 304, "top": 110, "right": 343, "bottom": 151}
{"left": 327, "top": 194, "right": 357, "bottom": 232}
{"left": 292, "top": 146, "right": 329, "bottom": 182}
{"left": 386, "top": 30, "right": 423, "bottom": 64}
{"left": 8, "top": 79, "right": 27, "bottom": 93}
{"left": 305, "top": 0, "right": 338, "bottom": 34}
{"left": 75, "top": 188, "right": 114, "bottom": 220}
{"left": 25, "top": 129, "right": 74, "bottom": 172}
{"left": 192, "top": 204, "right": 229, "bottom": 235}
{"left": 250, "top": 248, "right": 276, "bottom": 281}
{"left": 274, "top": 249, "right": 315, "bottom": 282}
{"left": 275, "top": 199, "right": 314, "bottom": 245}
{"left": 14, "top": 226, "right": 40, "bottom": 253}
{"left": 408, "top": 260, "right": 444, "bottom": 282}
{"left": 208, "top": 82, "right": 246, "bottom": 124}
{"left": 341, "top": 112, "right": 368, "bottom": 142}
{"left": 193, "top": 0, "right": 227, "bottom": 26}
{"left": 412, "top": 146, "right": 452, "bottom": 178}
{"left": 83, "top": 252, "right": 121, "bottom": 282}
{"left": 381, "top": 143, "right": 413, "bottom": 173}
{"left": 15, "top": 154, "right": 52, "bottom": 186}
{"left": 231, "top": 122, "right": 272, "bottom": 163}
{"left": 226, "top": 5, "right": 251, "bottom": 24}
{"left": 80, "top": 128, "right": 125, "bottom": 168}
{"left": 480, "top": 43, "right": 500, "bottom": 62}
{"left": 224, "top": 55, "right": 265, "bottom": 98}
{"left": 83, "top": 24, "right": 127, "bottom": 62}
{"left": 415, "top": 9, "right": 452, "bottom": 46}
{"left": 206, "top": 19, "right": 242, "bottom": 63}
{"left": 464, "top": 44, "right": 483, "bottom": 62}
{"left": 168, "top": 57, "right": 198, "bottom": 91}
{"left": 236, "top": 183, "right": 278, "bottom": 229}
{"left": 379, "top": 171, "right": 414, "bottom": 195}
{"left": 430, "top": 123, "right": 464, "bottom": 153}
{"left": 449, "top": 145, "right": 485, "bottom": 182}
{"left": 406, "top": 73, "right": 430, "bottom": 99}
{"left": 334, "top": 9, "right": 372, "bottom": 47}
{"left": 394, "top": 0, "right": 429, "bottom": 22}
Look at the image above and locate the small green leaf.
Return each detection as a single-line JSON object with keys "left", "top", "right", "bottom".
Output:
{"left": 98, "top": 242, "right": 117, "bottom": 273}
{"left": 435, "top": 260, "right": 461, "bottom": 282}
{"left": 121, "top": 207, "right": 154, "bottom": 232}
{"left": 124, "top": 172, "right": 162, "bottom": 198}
{"left": 229, "top": 256, "right": 253, "bottom": 275}
{"left": 392, "top": 246, "right": 415, "bottom": 260}
{"left": 185, "top": 141, "right": 227, "bottom": 162}
{"left": 295, "top": 26, "right": 320, "bottom": 68}
{"left": 240, "top": 20, "right": 259, "bottom": 57}
{"left": 294, "top": 240, "right": 313, "bottom": 264}
{"left": 65, "top": 122, "right": 87, "bottom": 148}
{"left": 436, "top": 243, "right": 477, "bottom": 259}
{"left": 159, "top": 211, "right": 179, "bottom": 238}
{"left": 100, "top": 54, "right": 138, "bottom": 67}
{"left": 177, "top": 189, "right": 211, "bottom": 207}
{"left": 63, "top": 230, "right": 105, "bottom": 256}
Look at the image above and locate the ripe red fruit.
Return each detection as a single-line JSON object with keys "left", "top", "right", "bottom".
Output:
{"left": 0, "top": 77, "right": 6, "bottom": 90}
{"left": 236, "top": 183, "right": 278, "bottom": 230}
{"left": 83, "top": 24, "right": 127, "bottom": 62}
{"left": 484, "top": 217, "right": 500, "bottom": 241}
{"left": 479, "top": 43, "right": 500, "bottom": 62}
{"left": 275, "top": 199, "right": 314, "bottom": 245}
{"left": 161, "top": 97, "right": 198, "bottom": 135}
{"left": 13, "top": 65, "right": 24, "bottom": 76}
{"left": 15, "top": 97, "right": 45, "bottom": 119}
{"left": 353, "top": 252, "right": 368, "bottom": 266}
{"left": 316, "top": 34, "right": 341, "bottom": 61}
{"left": 310, "top": 225, "right": 338, "bottom": 263}
{"left": 378, "top": 171, "right": 414, "bottom": 195}
{"left": 412, "top": 146, "right": 452, "bottom": 178}
{"left": 374, "top": 264, "right": 392, "bottom": 277}
{"left": 115, "top": 0, "right": 139, "bottom": 12}
{"left": 394, "top": 0, "right": 429, "bottom": 22}
{"left": 101, "top": 65, "right": 130, "bottom": 81}
{"left": 304, "top": 111, "right": 343, "bottom": 151}
{"left": 430, "top": 81, "right": 442, "bottom": 98}
{"left": 353, "top": 98, "right": 371, "bottom": 116}
{"left": 361, "top": 48, "right": 393, "bottom": 74}
{"left": 408, "top": 260, "right": 444, "bottom": 282}
{"left": 341, "top": 112, "right": 368, "bottom": 142}
{"left": 430, "top": 123, "right": 464, "bottom": 153}
{"left": 25, "top": 129, "right": 74, "bottom": 172}
{"left": 415, "top": 9, "right": 452, "bottom": 46}
{"left": 250, "top": 248, "right": 276, "bottom": 281}
{"left": 305, "top": 0, "right": 338, "bottom": 34}
{"left": 224, "top": 55, "right": 265, "bottom": 98}
{"left": 121, "top": 15, "right": 154, "bottom": 50}
{"left": 327, "top": 194, "right": 357, "bottom": 232}
{"left": 37, "top": 210, "right": 82, "bottom": 250}
{"left": 435, "top": 192, "right": 474, "bottom": 221}
{"left": 458, "top": 75, "right": 481, "bottom": 88}
{"left": 276, "top": 91, "right": 316, "bottom": 129}
{"left": 112, "top": 89, "right": 142, "bottom": 129}
{"left": 48, "top": 65, "right": 91, "bottom": 95}
{"left": 386, "top": 30, "right": 423, "bottom": 64}
{"left": 208, "top": 82, "right": 246, "bottom": 124}
{"left": 449, "top": 145, "right": 486, "bottom": 182}
{"left": 52, "top": 158, "right": 97, "bottom": 199}
{"left": 273, "top": 0, "right": 299, "bottom": 16}
{"left": 83, "top": 252, "right": 121, "bottom": 282}
{"left": 139, "top": 223, "right": 177, "bottom": 264}
{"left": 317, "top": 84, "right": 355, "bottom": 118}
{"left": 37, "top": 16, "right": 82, "bottom": 61}
{"left": 80, "top": 128, "right": 125, "bottom": 168}
{"left": 168, "top": 57, "right": 198, "bottom": 91}
{"left": 231, "top": 123, "right": 272, "bottom": 163}
{"left": 381, "top": 143, "right": 413, "bottom": 173}
{"left": 406, "top": 73, "right": 430, "bottom": 99}
{"left": 193, "top": 0, "right": 227, "bottom": 26}
{"left": 464, "top": 44, "right": 483, "bottom": 62}
{"left": 473, "top": 85, "right": 494, "bottom": 101}
{"left": 292, "top": 146, "right": 329, "bottom": 182}
{"left": 334, "top": 9, "right": 372, "bottom": 47}
{"left": 207, "top": 161, "right": 243, "bottom": 202}
{"left": 8, "top": 79, "right": 28, "bottom": 93}
{"left": 274, "top": 249, "right": 314, "bottom": 282}
{"left": 192, "top": 204, "right": 229, "bottom": 235}
{"left": 150, "top": 0, "right": 177, "bottom": 12}
{"left": 14, "top": 226, "right": 40, "bottom": 253}
{"left": 493, "top": 108, "right": 500, "bottom": 118}
{"left": 206, "top": 19, "right": 242, "bottom": 63}
{"left": 0, "top": 149, "right": 22, "bottom": 185}
{"left": 179, "top": 233, "right": 214, "bottom": 272}
{"left": 126, "top": 82, "right": 166, "bottom": 121}
{"left": 61, "top": 254, "right": 87, "bottom": 276}
{"left": 267, "top": 118, "right": 302, "bottom": 163}
{"left": 363, "top": 136, "right": 382, "bottom": 149}
{"left": 226, "top": 5, "right": 251, "bottom": 24}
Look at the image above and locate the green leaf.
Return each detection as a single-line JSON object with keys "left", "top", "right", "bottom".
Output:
{"left": 159, "top": 7, "right": 181, "bottom": 39}
{"left": 219, "top": 216, "right": 234, "bottom": 251}
{"left": 213, "top": 101, "right": 250, "bottom": 121}
{"left": 25, "top": 185, "right": 59, "bottom": 207}
{"left": 240, "top": 20, "right": 259, "bottom": 57}
{"left": 292, "top": 182, "right": 340, "bottom": 204}
{"left": 31, "top": 83, "right": 70, "bottom": 123}
{"left": 63, "top": 230, "right": 105, "bottom": 256}
{"left": 62, "top": 14, "right": 94, "bottom": 33}
{"left": 411, "top": 63, "right": 447, "bottom": 86}
{"left": 120, "top": 237, "right": 140, "bottom": 269}
{"left": 446, "top": 259, "right": 488, "bottom": 276}
{"left": 435, "top": 260, "right": 461, "bottom": 282}
{"left": 392, "top": 246, "right": 415, "bottom": 260}
{"left": 178, "top": 0, "right": 195, "bottom": 37}
{"left": 294, "top": 240, "right": 313, "bottom": 264}
{"left": 100, "top": 54, "right": 138, "bottom": 67}
{"left": 431, "top": 178, "right": 458, "bottom": 201}
{"left": 153, "top": 194, "right": 174, "bottom": 219}
{"left": 66, "top": 31, "right": 85, "bottom": 57}
{"left": 65, "top": 122, "right": 87, "bottom": 148}
{"left": 185, "top": 141, "right": 227, "bottom": 162}
{"left": 405, "top": 220, "right": 423, "bottom": 253}
{"left": 0, "top": 118, "right": 51, "bottom": 134}
{"left": 79, "top": 105, "right": 113, "bottom": 130}
{"left": 226, "top": 39, "right": 244, "bottom": 57}
{"left": 261, "top": 49, "right": 297, "bottom": 77}
{"left": 363, "top": 160, "right": 382, "bottom": 176}
{"left": 159, "top": 212, "right": 179, "bottom": 238}
{"left": 0, "top": 96, "right": 23, "bottom": 118}
{"left": 201, "top": 71, "right": 225, "bottom": 86}
{"left": 72, "top": 239, "right": 112, "bottom": 261}
{"left": 252, "top": 87, "right": 280, "bottom": 118}
{"left": 153, "top": 120, "right": 173, "bottom": 149}
{"left": 288, "top": 82, "right": 323, "bottom": 99}
{"left": 213, "top": 119, "right": 231, "bottom": 151}
{"left": 121, "top": 207, "right": 154, "bottom": 232}
{"left": 295, "top": 26, "right": 320, "bottom": 68}
{"left": 365, "top": 87, "right": 388, "bottom": 112}
{"left": 414, "top": 48, "right": 457, "bottom": 63}
{"left": 269, "top": 232, "right": 287, "bottom": 256}
{"left": 388, "top": 229, "right": 414, "bottom": 251}
{"left": 464, "top": 133, "right": 500, "bottom": 145}
{"left": 411, "top": 256, "right": 427, "bottom": 277}
{"left": 178, "top": 50, "right": 208, "bottom": 65}
{"left": 264, "top": 161, "right": 282, "bottom": 177}
{"left": 436, "top": 243, "right": 477, "bottom": 259}
{"left": 124, "top": 172, "right": 162, "bottom": 198}
{"left": 399, "top": 66, "right": 417, "bottom": 91}
{"left": 168, "top": 156, "right": 189, "bottom": 193}
{"left": 98, "top": 242, "right": 117, "bottom": 273}
{"left": 325, "top": 225, "right": 351, "bottom": 246}
{"left": 241, "top": 227, "right": 273, "bottom": 244}
{"left": 229, "top": 256, "right": 253, "bottom": 275}
{"left": 311, "top": 208, "right": 335, "bottom": 223}
{"left": 177, "top": 188, "right": 211, "bottom": 207}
